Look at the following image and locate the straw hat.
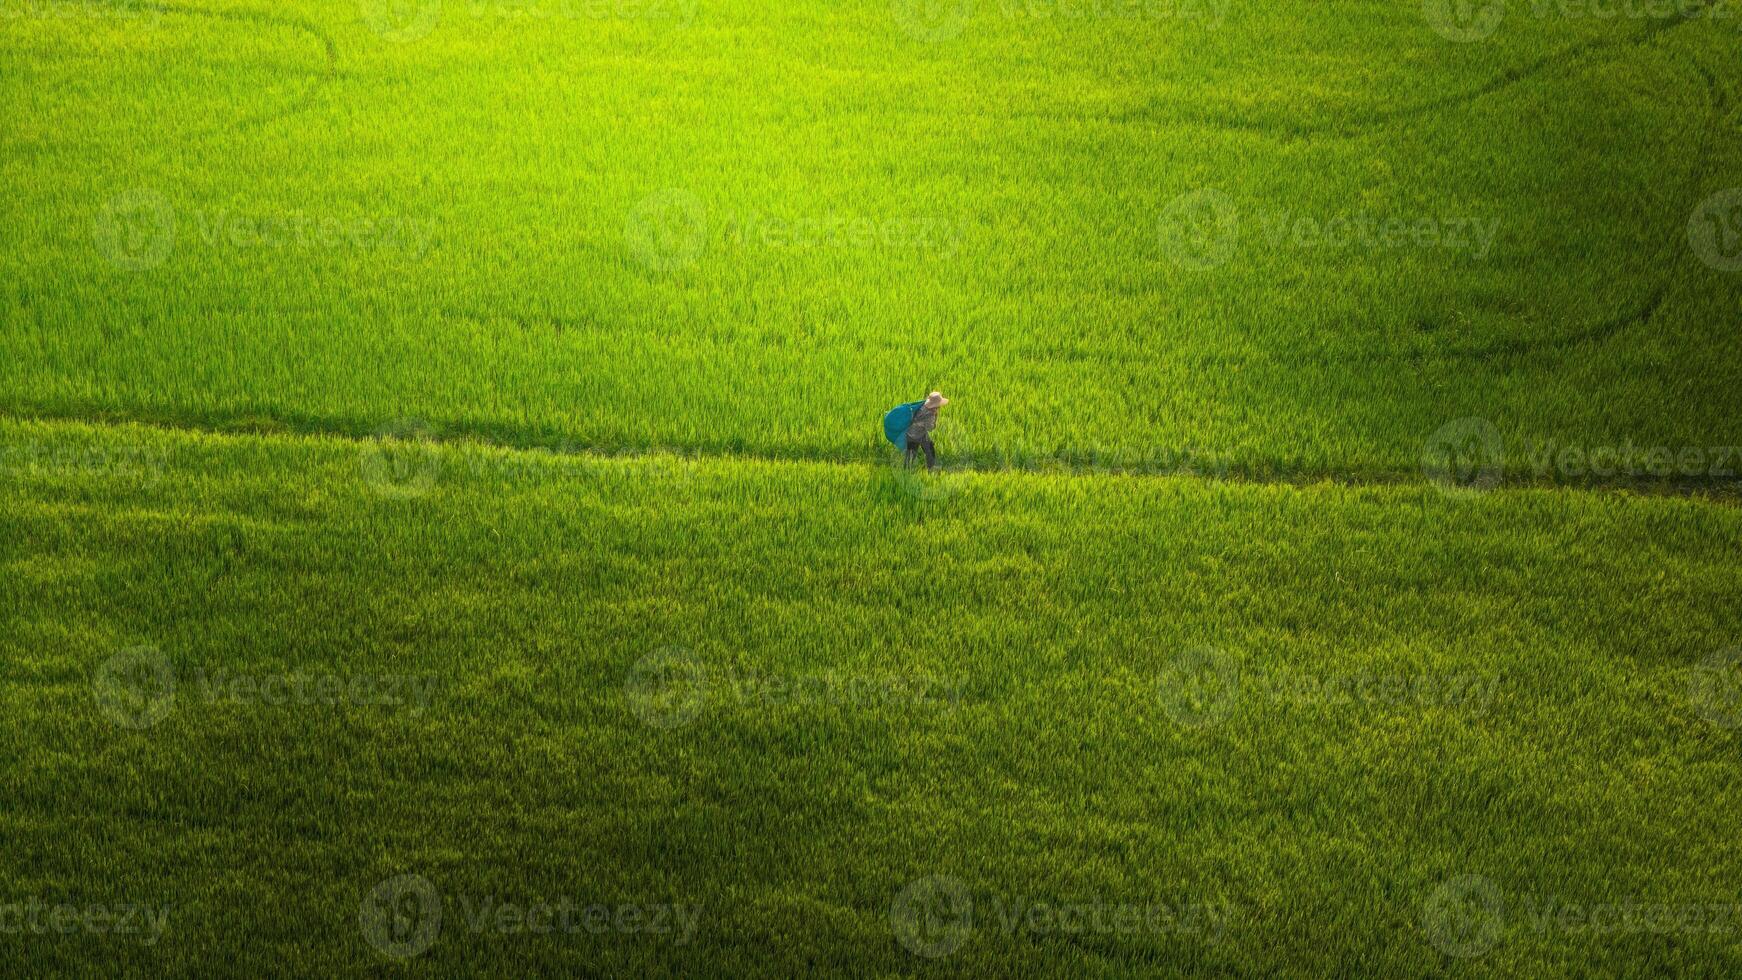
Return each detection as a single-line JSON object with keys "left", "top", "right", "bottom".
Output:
{"left": 925, "top": 391, "right": 949, "bottom": 408}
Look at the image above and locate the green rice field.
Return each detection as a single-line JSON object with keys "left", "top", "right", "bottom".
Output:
{"left": 2, "top": 0, "right": 1741, "bottom": 973}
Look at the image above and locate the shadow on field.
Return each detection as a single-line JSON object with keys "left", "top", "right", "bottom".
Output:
{"left": 1163, "top": 0, "right": 1729, "bottom": 140}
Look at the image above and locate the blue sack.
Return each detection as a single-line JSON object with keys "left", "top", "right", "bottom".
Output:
{"left": 882, "top": 400, "right": 924, "bottom": 447}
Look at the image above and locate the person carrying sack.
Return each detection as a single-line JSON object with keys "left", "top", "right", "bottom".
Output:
{"left": 902, "top": 391, "right": 948, "bottom": 471}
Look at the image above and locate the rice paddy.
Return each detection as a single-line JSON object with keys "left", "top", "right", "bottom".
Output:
{"left": 2, "top": 0, "right": 1740, "bottom": 973}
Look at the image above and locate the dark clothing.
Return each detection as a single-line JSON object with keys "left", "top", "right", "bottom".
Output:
{"left": 905, "top": 403, "right": 939, "bottom": 442}
{"left": 905, "top": 434, "right": 936, "bottom": 471}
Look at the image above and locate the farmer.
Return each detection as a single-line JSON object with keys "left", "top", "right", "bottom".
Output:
{"left": 904, "top": 391, "right": 948, "bottom": 471}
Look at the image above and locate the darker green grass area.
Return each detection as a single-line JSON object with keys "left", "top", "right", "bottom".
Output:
{"left": 2, "top": 420, "right": 1740, "bottom": 974}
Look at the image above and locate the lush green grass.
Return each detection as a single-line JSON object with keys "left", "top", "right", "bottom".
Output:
{"left": 1, "top": 0, "right": 1739, "bottom": 476}
{"left": 3, "top": 419, "right": 1742, "bottom": 974}
{"left": 5, "top": 0, "right": 1742, "bottom": 974}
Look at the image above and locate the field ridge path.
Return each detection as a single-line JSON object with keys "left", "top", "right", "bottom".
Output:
{"left": 3, "top": 410, "right": 1737, "bottom": 504}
